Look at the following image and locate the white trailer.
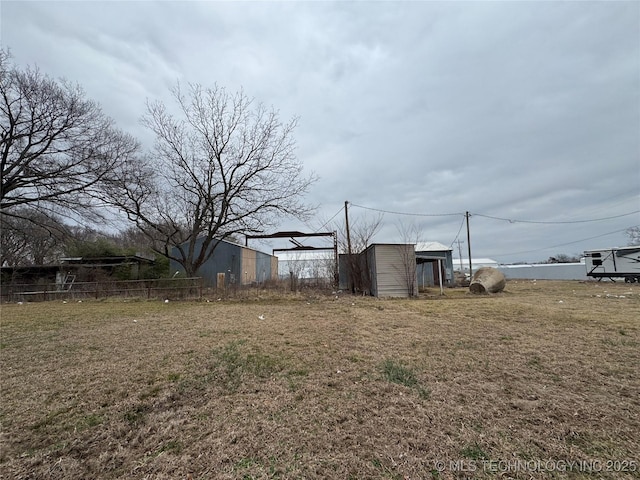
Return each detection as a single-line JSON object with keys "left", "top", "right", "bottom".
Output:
{"left": 584, "top": 246, "right": 640, "bottom": 283}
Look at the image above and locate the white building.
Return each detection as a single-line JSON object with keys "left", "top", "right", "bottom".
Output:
{"left": 453, "top": 258, "right": 499, "bottom": 273}
{"left": 277, "top": 250, "right": 335, "bottom": 280}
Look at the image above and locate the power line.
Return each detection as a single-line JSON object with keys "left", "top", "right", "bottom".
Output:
{"left": 472, "top": 210, "right": 640, "bottom": 225}
{"left": 449, "top": 215, "right": 466, "bottom": 248}
{"left": 494, "top": 227, "right": 635, "bottom": 258}
{"left": 346, "top": 202, "right": 639, "bottom": 224}
{"left": 349, "top": 203, "right": 463, "bottom": 217}
{"left": 313, "top": 205, "right": 344, "bottom": 233}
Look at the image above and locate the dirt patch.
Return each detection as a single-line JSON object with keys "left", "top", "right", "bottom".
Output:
{"left": 1, "top": 281, "right": 639, "bottom": 479}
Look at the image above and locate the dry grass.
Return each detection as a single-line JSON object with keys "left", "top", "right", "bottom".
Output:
{"left": 1, "top": 280, "right": 639, "bottom": 479}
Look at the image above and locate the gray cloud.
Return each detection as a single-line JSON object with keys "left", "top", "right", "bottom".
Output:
{"left": 2, "top": 1, "right": 638, "bottom": 262}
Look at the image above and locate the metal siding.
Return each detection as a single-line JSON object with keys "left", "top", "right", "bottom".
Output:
{"left": 415, "top": 249, "right": 455, "bottom": 286}
{"left": 171, "top": 239, "right": 241, "bottom": 287}
{"left": 241, "top": 247, "right": 257, "bottom": 285}
{"left": 270, "top": 256, "right": 278, "bottom": 280}
{"left": 338, "top": 254, "right": 350, "bottom": 290}
{"left": 205, "top": 241, "right": 241, "bottom": 287}
{"left": 417, "top": 262, "right": 435, "bottom": 287}
{"left": 255, "top": 251, "right": 273, "bottom": 283}
{"left": 370, "top": 244, "right": 416, "bottom": 298}
{"left": 366, "top": 246, "right": 378, "bottom": 297}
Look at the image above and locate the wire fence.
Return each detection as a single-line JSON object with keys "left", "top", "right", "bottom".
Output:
{"left": 0, "top": 277, "right": 204, "bottom": 303}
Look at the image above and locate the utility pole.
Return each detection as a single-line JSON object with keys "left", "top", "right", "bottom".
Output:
{"left": 466, "top": 211, "right": 473, "bottom": 279}
{"left": 345, "top": 200, "right": 354, "bottom": 293}
{"left": 455, "top": 239, "right": 465, "bottom": 271}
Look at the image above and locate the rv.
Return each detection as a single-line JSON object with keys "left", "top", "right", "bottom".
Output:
{"left": 584, "top": 246, "right": 640, "bottom": 283}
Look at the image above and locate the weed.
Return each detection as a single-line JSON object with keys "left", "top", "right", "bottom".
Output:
{"left": 209, "top": 340, "right": 283, "bottom": 392}
{"left": 461, "top": 442, "right": 488, "bottom": 461}
{"left": 380, "top": 358, "right": 432, "bottom": 401}
{"left": 30, "top": 406, "right": 73, "bottom": 432}
{"left": 123, "top": 404, "right": 150, "bottom": 426}
{"left": 526, "top": 355, "right": 542, "bottom": 369}
{"left": 380, "top": 359, "right": 418, "bottom": 387}
{"left": 78, "top": 413, "right": 103, "bottom": 429}
{"left": 417, "top": 386, "right": 431, "bottom": 400}
{"left": 157, "top": 440, "right": 182, "bottom": 455}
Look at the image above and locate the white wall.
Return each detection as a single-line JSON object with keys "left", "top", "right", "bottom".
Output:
{"left": 498, "top": 263, "right": 588, "bottom": 280}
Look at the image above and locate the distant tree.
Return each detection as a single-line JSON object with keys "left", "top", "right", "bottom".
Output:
{"left": 625, "top": 226, "right": 640, "bottom": 245}
{"left": 0, "top": 208, "right": 68, "bottom": 265}
{"left": 542, "top": 253, "right": 581, "bottom": 264}
{"left": 64, "top": 235, "right": 128, "bottom": 259}
{"left": 107, "top": 83, "right": 316, "bottom": 277}
{"left": 0, "top": 49, "right": 139, "bottom": 224}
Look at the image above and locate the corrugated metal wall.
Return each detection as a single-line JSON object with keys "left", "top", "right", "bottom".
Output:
{"left": 368, "top": 244, "right": 417, "bottom": 298}
{"left": 241, "top": 247, "right": 257, "bottom": 284}
{"left": 171, "top": 239, "right": 277, "bottom": 287}
{"left": 416, "top": 250, "right": 454, "bottom": 287}
{"left": 255, "top": 251, "right": 274, "bottom": 283}
{"left": 169, "top": 239, "right": 241, "bottom": 287}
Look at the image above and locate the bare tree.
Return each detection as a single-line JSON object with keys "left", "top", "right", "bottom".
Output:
{"left": 542, "top": 253, "right": 581, "bottom": 264}
{"left": 0, "top": 49, "right": 139, "bottom": 223}
{"left": 108, "top": 83, "right": 316, "bottom": 277}
{"left": 0, "top": 209, "right": 69, "bottom": 266}
{"left": 395, "top": 220, "right": 420, "bottom": 296}
{"left": 319, "top": 210, "right": 382, "bottom": 293}
{"left": 626, "top": 226, "right": 640, "bottom": 246}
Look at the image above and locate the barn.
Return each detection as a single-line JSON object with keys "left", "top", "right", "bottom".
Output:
{"left": 170, "top": 237, "right": 278, "bottom": 287}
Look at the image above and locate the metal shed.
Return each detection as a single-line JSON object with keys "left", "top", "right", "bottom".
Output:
{"left": 170, "top": 238, "right": 278, "bottom": 287}
{"left": 415, "top": 242, "right": 454, "bottom": 288}
{"left": 364, "top": 243, "right": 417, "bottom": 298}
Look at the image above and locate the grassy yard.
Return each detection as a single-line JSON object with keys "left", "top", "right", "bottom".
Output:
{"left": 1, "top": 280, "right": 639, "bottom": 479}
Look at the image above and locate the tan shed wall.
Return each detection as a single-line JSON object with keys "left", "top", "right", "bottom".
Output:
{"left": 368, "top": 244, "right": 417, "bottom": 298}
{"left": 241, "top": 248, "right": 257, "bottom": 284}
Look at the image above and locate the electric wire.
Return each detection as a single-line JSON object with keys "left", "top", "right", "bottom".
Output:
{"left": 494, "top": 227, "right": 636, "bottom": 258}
{"left": 314, "top": 205, "right": 344, "bottom": 233}
{"left": 449, "top": 215, "right": 466, "bottom": 248}
{"left": 471, "top": 210, "right": 640, "bottom": 224}
{"left": 349, "top": 202, "right": 463, "bottom": 217}
{"left": 348, "top": 202, "right": 639, "bottom": 224}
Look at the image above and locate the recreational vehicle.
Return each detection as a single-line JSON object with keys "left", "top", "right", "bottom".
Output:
{"left": 584, "top": 246, "right": 640, "bottom": 283}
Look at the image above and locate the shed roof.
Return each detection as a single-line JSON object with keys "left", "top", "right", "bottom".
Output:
{"left": 415, "top": 241, "right": 452, "bottom": 252}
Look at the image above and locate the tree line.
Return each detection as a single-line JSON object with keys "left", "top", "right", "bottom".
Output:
{"left": 1, "top": 48, "right": 316, "bottom": 277}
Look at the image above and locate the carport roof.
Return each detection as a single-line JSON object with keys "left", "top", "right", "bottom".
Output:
{"left": 415, "top": 241, "right": 452, "bottom": 252}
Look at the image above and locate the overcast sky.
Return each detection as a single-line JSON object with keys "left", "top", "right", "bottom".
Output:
{"left": 2, "top": 1, "right": 639, "bottom": 263}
